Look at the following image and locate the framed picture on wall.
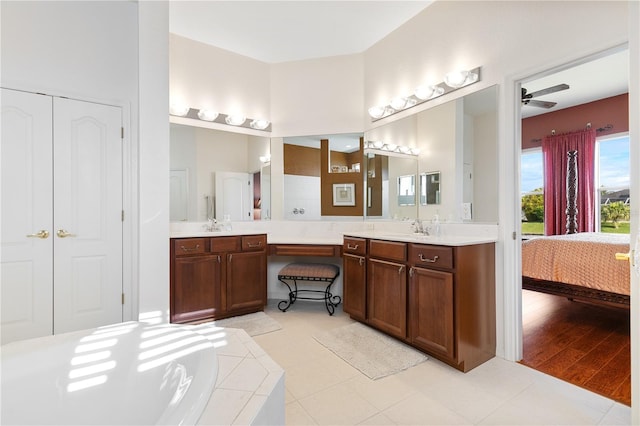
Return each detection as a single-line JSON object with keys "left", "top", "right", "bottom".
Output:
{"left": 333, "top": 183, "right": 355, "bottom": 206}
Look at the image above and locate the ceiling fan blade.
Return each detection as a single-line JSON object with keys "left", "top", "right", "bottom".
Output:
{"left": 524, "top": 99, "right": 557, "bottom": 109}
{"left": 527, "top": 83, "right": 569, "bottom": 99}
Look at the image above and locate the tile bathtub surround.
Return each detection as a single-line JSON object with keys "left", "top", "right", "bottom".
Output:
{"left": 194, "top": 327, "right": 285, "bottom": 425}
{"left": 253, "top": 301, "right": 630, "bottom": 426}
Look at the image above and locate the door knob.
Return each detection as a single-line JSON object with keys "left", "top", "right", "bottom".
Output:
{"left": 56, "top": 229, "right": 76, "bottom": 238}
{"left": 26, "top": 230, "right": 50, "bottom": 239}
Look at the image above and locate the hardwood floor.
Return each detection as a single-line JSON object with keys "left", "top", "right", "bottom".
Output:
{"left": 520, "top": 289, "right": 631, "bottom": 406}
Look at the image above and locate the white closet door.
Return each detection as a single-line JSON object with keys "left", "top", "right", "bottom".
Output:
{"left": 53, "top": 97, "right": 123, "bottom": 334}
{"left": 1, "top": 89, "right": 54, "bottom": 343}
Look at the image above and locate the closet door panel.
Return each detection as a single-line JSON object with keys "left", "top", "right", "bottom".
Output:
{"left": 0, "top": 89, "right": 54, "bottom": 343}
{"left": 53, "top": 97, "right": 123, "bottom": 333}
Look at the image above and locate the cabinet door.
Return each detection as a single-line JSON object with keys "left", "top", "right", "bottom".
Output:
{"left": 225, "top": 251, "right": 266, "bottom": 313}
{"left": 172, "top": 255, "right": 221, "bottom": 323}
{"left": 409, "top": 266, "right": 455, "bottom": 359}
{"left": 343, "top": 254, "right": 367, "bottom": 321}
{"left": 367, "top": 258, "right": 407, "bottom": 339}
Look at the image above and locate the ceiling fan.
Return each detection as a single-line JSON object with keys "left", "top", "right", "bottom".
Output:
{"left": 521, "top": 83, "right": 570, "bottom": 109}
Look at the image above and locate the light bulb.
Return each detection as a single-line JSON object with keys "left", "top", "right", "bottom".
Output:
{"left": 225, "top": 114, "right": 246, "bottom": 126}
{"left": 197, "top": 109, "right": 218, "bottom": 121}
{"left": 390, "top": 97, "right": 408, "bottom": 110}
{"left": 444, "top": 70, "right": 478, "bottom": 88}
{"left": 169, "top": 104, "right": 189, "bottom": 117}
{"left": 368, "top": 106, "right": 386, "bottom": 119}
{"left": 250, "top": 119, "right": 270, "bottom": 130}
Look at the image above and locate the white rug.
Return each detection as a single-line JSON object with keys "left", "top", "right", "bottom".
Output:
{"left": 193, "top": 312, "right": 282, "bottom": 337}
{"left": 313, "top": 322, "right": 428, "bottom": 380}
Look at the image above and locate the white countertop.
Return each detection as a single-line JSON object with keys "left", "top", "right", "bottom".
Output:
{"left": 170, "top": 221, "right": 498, "bottom": 247}
{"left": 343, "top": 231, "right": 497, "bottom": 246}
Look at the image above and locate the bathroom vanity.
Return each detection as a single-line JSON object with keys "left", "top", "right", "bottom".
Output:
{"left": 170, "top": 234, "right": 267, "bottom": 323}
{"left": 342, "top": 232, "right": 496, "bottom": 372}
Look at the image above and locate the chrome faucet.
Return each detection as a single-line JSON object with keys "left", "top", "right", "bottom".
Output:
{"left": 204, "top": 217, "right": 220, "bottom": 232}
{"left": 411, "top": 219, "right": 430, "bottom": 235}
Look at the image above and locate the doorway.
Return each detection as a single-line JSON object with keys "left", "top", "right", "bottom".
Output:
{"left": 516, "top": 47, "right": 632, "bottom": 404}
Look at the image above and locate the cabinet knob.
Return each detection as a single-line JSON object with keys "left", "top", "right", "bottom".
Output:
{"left": 359, "top": 257, "right": 364, "bottom": 266}
{"left": 398, "top": 265, "right": 404, "bottom": 274}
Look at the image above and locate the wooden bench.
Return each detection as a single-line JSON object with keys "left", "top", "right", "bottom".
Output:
{"left": 277, "top": 263, "right": 341, "bottom": 315}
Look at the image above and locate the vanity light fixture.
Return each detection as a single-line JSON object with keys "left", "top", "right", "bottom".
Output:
{"left": 364, "top": 140, "right": 419, "bottom": 157}
{"left": 367, "top": 66, "right": 481, "bottom": 122}
{"left": 170, "top": 105, "right": 272, "bottom": 132}
{"left": 225, "top": 114, "right": 247, "bottom": 126}
{"left": 197, "top": 109, "right": 219, "bottom": 121}
{"left": 444, "top": 69, "right": 479, "bottom": 89}
{"left": 259, "top": 154, "right": 271, "bottom": 164}
{"left": 250, "top": 119, "right": 270, "bottom": 130}
{"left": 169, "top": 104, "right": 190, "bottom": 117}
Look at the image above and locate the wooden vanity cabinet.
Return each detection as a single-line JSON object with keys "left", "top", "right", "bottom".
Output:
{"left": 408, "top": 243, "right": 495, "bottom": 372}
{"left": 367, "top": 239, "right": 408, "bottom": 339}
{"left": 342, "top": 237, "right": 367, "bottom": 321}
{"left": 342, "top": 235, "right": 496, "bottom": 372}
{"left": 170, "top": 234, "right": 267, "bottom": 323}
{"left": 224, "top": 235, "right": 267, "bottom": 314}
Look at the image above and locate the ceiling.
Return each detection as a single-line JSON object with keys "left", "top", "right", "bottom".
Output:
{"left": 169, "top": 2, "right": 629, "bottom": 120}
{"left": 169, "top": 1, "right": 432, "bottom": 64}
{"left": 521, "top": 49, "right": 629, "bottom": 119}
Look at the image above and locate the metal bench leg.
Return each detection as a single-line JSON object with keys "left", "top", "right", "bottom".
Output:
{"left": 277, "top": 279, "right": 298, "bottom": 312}
{"left": 323, "top": 281, "right": 342, "bottom": 315}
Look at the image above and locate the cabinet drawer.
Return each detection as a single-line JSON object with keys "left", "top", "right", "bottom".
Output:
{"left": 173, "top": 238, "right": 206, "bottom": 256}
{"left": 343, "top": 237, "right": 366, "bottom": 255}
{"left": 242, "top": 234, "right": 267, "bottom": 251}
{"left": 369, "top": 239, "right": 406, "bottom": 262}
{"left": 409, "top": 244, "right": 453, "bottom": 269}
{"left": 210, "top": 236, "right": 241, "bottom": 253}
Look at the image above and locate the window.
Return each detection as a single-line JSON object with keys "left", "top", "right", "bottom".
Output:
{"left": 521, "top": 149, "right": 544, "bottom": 235}
{"left": 596, "top": 133, "right": 630, "bottom": 233}
{"left": 520, "top": 133, "right": 630, "bottom": 235}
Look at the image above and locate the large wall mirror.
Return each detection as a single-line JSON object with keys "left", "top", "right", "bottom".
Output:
{"left": 283, "top": 133, "right": 363, "bottom": 220}
{"left": 364, "top": 85, "right": 498, "bottom": 223}
{"left": 169, "top": 123, "right": 271, "bottom": 222}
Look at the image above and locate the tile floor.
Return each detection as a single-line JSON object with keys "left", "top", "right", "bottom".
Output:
{"left": 253, "top": 300, "right": 631, "bottom": 425}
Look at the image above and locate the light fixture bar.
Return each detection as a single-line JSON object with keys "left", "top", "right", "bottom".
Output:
{"left": 368, "top": 66, "right": 481, "bottom": 122}
{"left": 170, "top": 108, "right": 272, "bottom": 132}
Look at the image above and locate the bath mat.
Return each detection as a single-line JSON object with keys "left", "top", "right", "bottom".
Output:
{"left": 193, "top": 312, "right": 282, "bottom": 337}
{"left": 313, "top": 322, "right": 427, "bottom": 380}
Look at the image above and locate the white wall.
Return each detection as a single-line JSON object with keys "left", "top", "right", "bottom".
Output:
{"left": 270, "top": 54, "right": 365, "bottom": 137}
{"left": 283, "top": 175, "right": 321, "bottom": 220}
{"left": 138, "top": 1, "right": 170, "bottom": 324}
{"left": 170, "top": 34, "right": 271, "bottom": 121}
{"left": 1, "top": 0, "right": 145, "bottom": 322}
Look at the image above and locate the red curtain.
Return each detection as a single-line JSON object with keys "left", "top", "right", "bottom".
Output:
{"left": 542, "top": 129, "right": 596, "bottom": 235}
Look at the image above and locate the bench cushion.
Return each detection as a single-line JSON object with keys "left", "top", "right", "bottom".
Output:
{"left": 278, "top": 263, "right": 340, "bottom": 280}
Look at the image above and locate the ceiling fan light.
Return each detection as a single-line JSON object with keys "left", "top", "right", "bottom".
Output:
{"left": 197, "top": 109, "right": 218, "bottom": 121}
{"left": 250, "top": 119, "right": 270, "bottom": 130}
{"left": 444, "top": 70, "right": 478, "bottom": 88}
{"left": 225, "top": 114, "right": 246, "bottom": 126}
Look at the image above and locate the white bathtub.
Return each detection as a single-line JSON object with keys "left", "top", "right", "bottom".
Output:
{"left": 1, "top": 322, "right": 218, "bottom": 425}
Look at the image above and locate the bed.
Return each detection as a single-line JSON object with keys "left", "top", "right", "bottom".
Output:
{"left": 521, "top": 232, "right": 630, "bottom": 308}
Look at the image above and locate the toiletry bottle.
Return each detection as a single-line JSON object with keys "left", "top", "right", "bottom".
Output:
{"left": 433, "top": 214, "right": 441, "bottom": 237}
